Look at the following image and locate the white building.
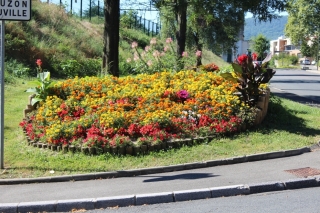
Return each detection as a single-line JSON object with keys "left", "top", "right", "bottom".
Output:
{"left": 269, "top": 36, "right": 301, "bottom": 57}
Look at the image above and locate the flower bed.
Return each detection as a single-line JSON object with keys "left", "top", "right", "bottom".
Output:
{"left": 20, "top": 70, "right": 255, "bottom": 154}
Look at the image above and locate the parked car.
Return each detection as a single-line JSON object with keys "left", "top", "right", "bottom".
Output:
{"left": 301, "top": 59, "right": 311, "bottom": 65}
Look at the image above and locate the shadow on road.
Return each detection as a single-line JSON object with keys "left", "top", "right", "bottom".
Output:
{"left": 142, "top": 173, "right": 219, "bottom": 183}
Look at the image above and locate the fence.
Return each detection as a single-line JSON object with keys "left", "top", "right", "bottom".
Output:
{"left": 44, "top": 0, "right": 161, "bottom": 36}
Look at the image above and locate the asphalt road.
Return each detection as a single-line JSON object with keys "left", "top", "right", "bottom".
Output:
{"left": 85, "top": 187, "right": 320, "bottom": 213}
{"left": 269, "top": 68, "right": 320, "bottom": 105}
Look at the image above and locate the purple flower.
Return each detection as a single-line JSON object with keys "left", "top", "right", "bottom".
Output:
{"left": 177, "top": 90, "right": 189, "bottom": 100}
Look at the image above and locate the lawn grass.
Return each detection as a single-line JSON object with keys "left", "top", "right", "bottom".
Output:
{"left": 1, "top": 79, "right": 319, "bottom": 179}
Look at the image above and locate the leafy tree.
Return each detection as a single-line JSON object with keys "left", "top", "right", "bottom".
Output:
{"left": 300, "top": 40, "right": 312, "bottom": 58}
{"left": 285, "top": 0, "right": 320, "bottom": 45}
{"left": 102, "top": 0, "right": 120, "bottom": 77}
{"left": 152, "top": 0, "right": 287, "bottom": 66}
{"left": 251, "top": 34, "right": 270, "bottom": 60}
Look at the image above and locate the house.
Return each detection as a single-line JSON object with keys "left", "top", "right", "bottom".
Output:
{"left": 269, "top": 36, "right": 301, "bottom": 58}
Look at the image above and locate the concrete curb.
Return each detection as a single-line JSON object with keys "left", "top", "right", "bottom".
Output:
{"left": 0, "top": 145, "right": 316, "bottom": 185}
{"left": 1, "top": 178, "right": 319, "bottom": 212}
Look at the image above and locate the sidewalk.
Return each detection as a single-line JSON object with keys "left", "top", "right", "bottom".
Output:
{"left": 1, "top": 145, "right": 320, "bottom": 212}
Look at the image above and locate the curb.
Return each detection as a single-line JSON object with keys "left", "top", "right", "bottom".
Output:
{"left": 1, "top": 177, "right": 319, "bottom": 212}
{"left": 0, "top": 145, "right": 316, "bottom": 185}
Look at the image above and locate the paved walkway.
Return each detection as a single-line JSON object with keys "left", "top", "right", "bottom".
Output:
{"left": 1, "top": 67, "right": 320, "bottom": 212}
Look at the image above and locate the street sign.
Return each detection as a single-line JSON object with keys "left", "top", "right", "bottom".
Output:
{"left": 0, "top": 0, "right": 31, "bottom": 21}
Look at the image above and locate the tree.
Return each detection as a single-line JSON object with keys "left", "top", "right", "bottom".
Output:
{"left": 251, "top": 34, "right": 270, "bottom": 60}
{"left": 153, "top": 0, "right": 287, "bottom": 66}
{"left": 300, "top": 40, "right": 312, "bottom": 58}
{"left": 285, "top": 0, "right": 320, "bottom": 45}
{"left": 102, "top": 0, "right": 120, "bottom": 77}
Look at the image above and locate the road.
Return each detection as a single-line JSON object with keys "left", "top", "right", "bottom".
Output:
{"left": 269, "top": 68, "right": 320, "bottom": 104}
{"left": 85, "top": 187, "right": 320, "bottom": 213}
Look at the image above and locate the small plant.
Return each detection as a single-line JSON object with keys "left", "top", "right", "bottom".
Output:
{"left": 25, "top": 59, "right": 53, "bottom": 107}
{"left": 127, "top": 37, "right": 198, "bottom": 74}
{"left": 222, "top": 53, "right": 276, "bottom": 107}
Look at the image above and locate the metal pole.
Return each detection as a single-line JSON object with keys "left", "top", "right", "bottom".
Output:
{"left": 0, "top": 20, "right": 5, "bottom": 169}
{"left": 316, "top": 27, "right": 320, "bottom": 70}
{"left": 80, "top": 0, "right": 83, "bottom": 19}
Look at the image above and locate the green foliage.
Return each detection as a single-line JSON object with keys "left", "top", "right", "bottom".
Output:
{"left": 269, "top": 53, "right": 299, "bottom": 67}
{"left": 251, "top": 34, "right": 270, "bottom": 60}
{"left": 222, "top": 53, "right": 275, "bottom": 106}
{"left": 300, "top": 40, "right": 312, "bottom": 57}
{"left": 25, "top": 60, "right": 54, "bottom": 106}
{"left": 25, "top": 71, "right": 52, "bottom": 106}
{"left": 269, "top": 53, "right": 298, "bottom": 67}
{"left": 127, "top": 37, "right": 198, "bottom": 74}
{"left": 120, "top": 10, "right": 138, "bottom": 28}
{"left": 285, "top": 0, "right": 320, "bottom": 45}
{"left": 5, "top": 59, "right": 32, "bottom": 77}
{"left": 60, "top": 60, "right": 82, "bottom": 78}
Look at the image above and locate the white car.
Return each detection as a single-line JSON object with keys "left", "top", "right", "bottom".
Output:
{"left": 302, "top": 59, "right": 311, "bottom": 65}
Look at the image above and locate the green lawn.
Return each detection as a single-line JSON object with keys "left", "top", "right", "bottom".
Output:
{"left": 1, "top": 79, "right": 319, "bottom": 179}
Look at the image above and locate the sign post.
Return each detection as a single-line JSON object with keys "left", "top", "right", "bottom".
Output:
{"left": 0, "top": 0, "right": 31, "bottom": 169}
{"left": 0, "top": 20, "right": 4, "bottom": 169}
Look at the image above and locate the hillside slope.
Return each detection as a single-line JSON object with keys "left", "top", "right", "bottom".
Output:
{"left": 4, "top": 1, "right": 228, "bottom": 77}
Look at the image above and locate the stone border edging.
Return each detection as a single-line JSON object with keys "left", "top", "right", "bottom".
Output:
{"left": 1, "top": 177, "right": 319, "bottom": 213}
{"left": 0, "top": 144, "right": 317, "bottom": 185}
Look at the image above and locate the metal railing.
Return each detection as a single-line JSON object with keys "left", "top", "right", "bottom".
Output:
{"left": 45, "top": 0, "right": 161, "bottom": 36}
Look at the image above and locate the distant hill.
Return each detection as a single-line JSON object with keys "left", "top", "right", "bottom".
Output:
{"left": 244, "top": 16, "right": 288, "bottom": 40}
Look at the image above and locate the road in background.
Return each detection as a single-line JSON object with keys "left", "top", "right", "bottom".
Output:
{"left": 269, "top": 68, "right": 320, "bottom": 105}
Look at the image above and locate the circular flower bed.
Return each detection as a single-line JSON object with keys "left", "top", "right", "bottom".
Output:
{"left": 20, "top": 70, "right": 255, "bottom": 154}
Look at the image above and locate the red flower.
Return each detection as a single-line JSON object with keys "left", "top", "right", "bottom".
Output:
{"left": 162, "top": 90, "right": 171, "bottom": 98}
{"left": 36, "top": 59, "right": 42, "bottom": 67}
{"left": 237, "top": 54, "right": 248, "bottom": 65}
{"left": 252, "top": 52, "right": 258, "bottom": 61}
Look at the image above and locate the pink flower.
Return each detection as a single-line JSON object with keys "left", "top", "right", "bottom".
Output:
{"left": 36, "top": 59, "right": 42, "bottom": 67}
{"left": 153, "top": 50, "right": 160, "bottom": 58}
{"left": 150, "top": 38, "right": 157, "bottom": 45}
{"left": 196, "top": 50, "right": 202, "bottom": 57}
{"left": 182, "top": 51, "right": 188, "bottom": 57}
{"left": 166, "top": 38, "right": 173, "bottom": 43}
{"left": 164, "top": 46, "right": 169, "bottom": 52}
{"left": 145, "top": 45, "right": 150, "bottom": 52}
{"left": 134, "top": 53, "right": 139, "bottom": 61}
{"left": 126, "top": 58, "right": 132, "bottom": 63}
{"left": 131, "top": 41, "right": 138, "bottom": 49}
{"left": 147, "top": 60, "right": 152, "bottom": 67}
{"left": 176, "top": 90, "right": 189, "bottom": 100}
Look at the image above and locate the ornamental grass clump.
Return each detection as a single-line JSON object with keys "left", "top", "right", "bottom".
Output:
{"left": 127, "top": 37, "right": 200, "bottom": 74}
{"left": 20, "top": 70, "right": 251, "bottom": 152}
